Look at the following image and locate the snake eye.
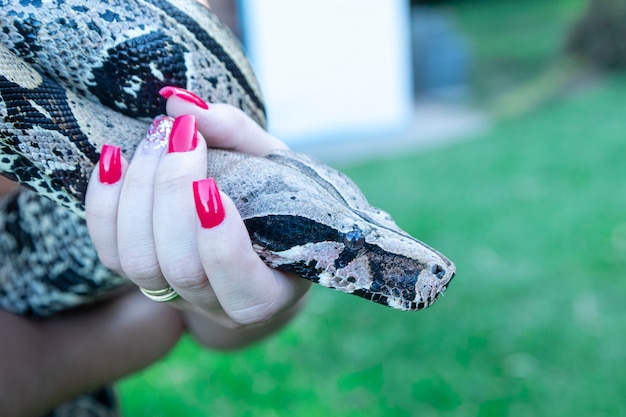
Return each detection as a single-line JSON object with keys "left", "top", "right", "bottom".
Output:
{"left": 343, "top": 225, "right": 365, "bottom": 251}
{"left": 430, "top": 264, "right": 446, "bottom": 279}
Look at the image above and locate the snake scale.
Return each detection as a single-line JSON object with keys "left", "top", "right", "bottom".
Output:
{"left": 0, "top": 0, "right": 455, "bottom": 315}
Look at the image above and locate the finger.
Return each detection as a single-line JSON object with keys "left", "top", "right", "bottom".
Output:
{"left": 152, "top": 115, "right": 221, "bottom": 310}
{"left": 159, "top": 86, "right": 287, "bottom": 155}
{"left": 192, "top": 178, "right": 311, "bottom": 325}
{"left": 193, "top": 103, "right": 287, "bottom": 155}
{"left": 115, "top": 116, "right": 172, "bottom": 289}
{"left": 85, "top": 144, "right": 129, "bottom": 274}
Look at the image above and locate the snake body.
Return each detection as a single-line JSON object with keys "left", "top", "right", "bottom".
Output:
{"left": 0, "top": 0, "right": 455, "bottom": 314}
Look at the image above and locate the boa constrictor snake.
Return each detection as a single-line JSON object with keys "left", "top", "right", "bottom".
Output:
{"left": 0, "top": 0, "right": 455, "bottom": 318}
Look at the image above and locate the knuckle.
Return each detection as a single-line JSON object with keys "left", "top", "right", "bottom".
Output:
{"left": 168, "top": 273, "right": 208, "bottom": 292}
{"left": 120, "top": 251, "right": 161, "bottom": 282}
{"left": 121, "top": 171, "right": 150, "bottom": 192}
{"left": 154, "top": 165, "right": 189, "bottom": 195}
{"left": 214, "top": 106, "right": 248, "bottom": 144}
{"left": 231, "top": 107, "right": 249, "bottom": 131}
{"left": 86, "top": 204, "right": 111, "bottom": 227}
{"left": 162, "top": 258, "right": 207, "bottom": 291}
{"left": 227, "top": 300, "right": 279, "bottom": 326}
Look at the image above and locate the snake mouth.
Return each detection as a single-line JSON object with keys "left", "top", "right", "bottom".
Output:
{"left": 423, "top": 270, "right": 455, "bottom": 308}
{"left": 439, "top": 271, "right": 456, "bottom": 294}
{"left": 446, "top": 271, "right": 456, "bottom": 286}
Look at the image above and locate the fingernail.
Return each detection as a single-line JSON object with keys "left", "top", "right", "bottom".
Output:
{"left": 142, "top": 115, "right": 173, "bottom": 155}
{"left": 168, "top": 115, "right": 198, "bottom": 153}
{"left": 159, "top": 86, "right": 209, "bottom": 110}
{"left": 193, "top": 178, "right": 225, "bottom": 228}
{"left": 99, "top": 144, "right": 122, "bottom": 184}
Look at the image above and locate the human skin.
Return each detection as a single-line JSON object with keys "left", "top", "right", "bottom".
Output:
{"left": 0, "top": 288, "right": 184, "bottom": 417}
{"left": 0, "top": 98, "right": 309, "bottom": 416}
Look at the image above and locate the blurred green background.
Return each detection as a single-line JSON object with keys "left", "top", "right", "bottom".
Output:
{"left": 119, "top": 0, "right": 626, "bottom": 415}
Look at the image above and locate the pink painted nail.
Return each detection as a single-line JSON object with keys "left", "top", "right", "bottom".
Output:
{"left": 159, "top": 86, "right": 209, "bottom": 110}
{"left": 193, "top": 178, "right": 225, "bottom": 228}
{"left": 168, "top": 115, "right": 198, "bottom": 153}
{"left": 99, "top": 144, "right": 122, "bottom": 184}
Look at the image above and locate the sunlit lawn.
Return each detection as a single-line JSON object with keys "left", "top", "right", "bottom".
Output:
{"left": 119, "top": 69, "right": 626, "bottom": 416}
{"left": 119, "top": 1, "right": 626, "bottom": 416}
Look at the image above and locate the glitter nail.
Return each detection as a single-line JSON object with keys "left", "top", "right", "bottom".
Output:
{"left": 142, "top": 115, "right": 174, "bottom": 155}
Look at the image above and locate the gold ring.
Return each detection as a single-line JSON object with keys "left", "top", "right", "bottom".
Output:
{"left": 139, "top": 285, "right": 180, "bottom": 302}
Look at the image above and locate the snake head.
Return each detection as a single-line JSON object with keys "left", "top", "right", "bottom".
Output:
{"left": 216, "top": 149, "right": 456, "bottom": 311}
{"left": 245, "top": 213, "right": 455, "bottom": 311}
{"left": 335, "top": 223, "right": 455, "bottom": 310}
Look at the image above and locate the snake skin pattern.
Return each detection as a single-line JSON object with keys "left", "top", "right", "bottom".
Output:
{"left": 0, "top": 189, "right": 122, "bottom": 316}
{"left": 0, "top": 1, "right": 455, "bottom": 414}
{"left": 0, "top": 0, "right": 455, "bottom": 312}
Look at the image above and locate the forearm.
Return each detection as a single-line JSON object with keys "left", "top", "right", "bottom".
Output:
{"left": 0, "top": 289, "right": 184, "bottom": 417}
{"left": 0, "top": 177, "right": 19, "bottom": 197}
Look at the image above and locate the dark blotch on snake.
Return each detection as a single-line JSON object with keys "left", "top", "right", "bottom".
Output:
{"left": 245, "top": 215, "right": 340, "bottom": 252}
{"left": 89, "top": 32, "right": 188, "bottom": 118}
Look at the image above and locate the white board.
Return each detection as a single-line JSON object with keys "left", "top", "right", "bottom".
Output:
{"left": 239, "top": 0, "right": 413, "bottom": 146}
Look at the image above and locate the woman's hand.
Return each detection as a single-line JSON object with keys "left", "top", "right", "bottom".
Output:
{"left": 85, "top": 88, "right": 310, "bottom": 347}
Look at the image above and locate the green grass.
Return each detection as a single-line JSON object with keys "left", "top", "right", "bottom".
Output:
{"left": 119, "top": 72, "right": 626, "bottom": 416}
{"left": 117, "top": 2, "right": 626, "bottom": 415}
